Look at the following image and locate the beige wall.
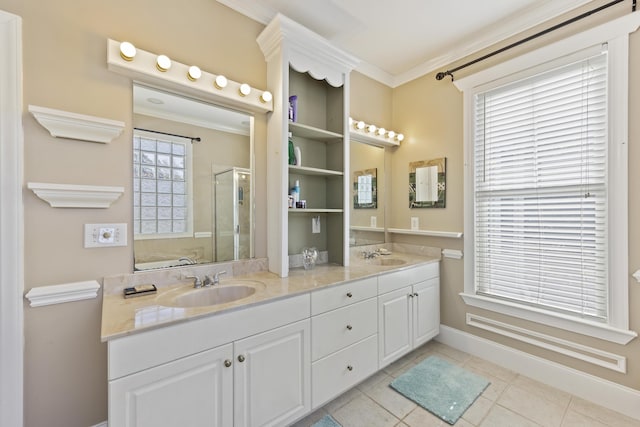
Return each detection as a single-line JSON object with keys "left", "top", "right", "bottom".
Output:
{"left": 3, "top": 0, "right": 639, "bottom": 425}
{"left": 0, "top": 0, "right": 266, "bottom": 425}
{"left": 389, "top": 0, "right": 640, "bottom": 391}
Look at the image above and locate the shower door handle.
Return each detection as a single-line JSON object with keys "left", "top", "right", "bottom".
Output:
{"left": 236, "top": 225, "right": 240, "bottom": 234}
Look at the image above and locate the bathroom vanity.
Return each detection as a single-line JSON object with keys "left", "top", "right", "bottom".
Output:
{"left": 103, "top": 256, "right": 439, "bottom": 427}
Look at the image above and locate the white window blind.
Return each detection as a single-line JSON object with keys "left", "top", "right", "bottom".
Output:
{"left": 473, "top": 51, "right": 608, "bottom": 321}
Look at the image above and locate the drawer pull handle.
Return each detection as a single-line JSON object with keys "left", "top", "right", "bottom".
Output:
{"left": 347, "top": 365, "right": 353, "bottom": 371}
{"left": 346, "top": 324, "right": 353, "bottom": 330}
{"left": 346, "top": 292, "right": 353, "bottom": 298}
{"left": 224, "top": 359, "right": 232, "bottom": 368}
{"left": 237, "top": 355, "right": 246, "bottom": 363}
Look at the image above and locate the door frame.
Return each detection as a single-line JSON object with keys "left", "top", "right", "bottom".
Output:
{"left": 0, "top": 9, "right": 24, "bottom": 427}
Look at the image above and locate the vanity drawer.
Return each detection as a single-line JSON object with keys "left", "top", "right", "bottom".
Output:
{"left": 311, "top": 334, "right": 378, "bottom": 409}
{"left": 378, "top": 262, "right": 439, "bottom": 295}
{"left": 311, "top": 276, "right": 377, "bottom": 315}
{"left": 311, "top": 298, "right": 377, "bottom": 361}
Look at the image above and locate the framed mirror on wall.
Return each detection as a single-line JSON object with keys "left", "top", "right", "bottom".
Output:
{"left": 409, "top": 157, "right": 446, "bottom": 208}
{"left": 132, "top": 84, "right": 254, "bottom": 270}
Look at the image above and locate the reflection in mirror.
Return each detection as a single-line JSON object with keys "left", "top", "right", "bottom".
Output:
{"left": 133, "top": 84, "right": 254, "bottom": 271}
{"left": 349, "top": 141, "right": 385, "bottom": 247}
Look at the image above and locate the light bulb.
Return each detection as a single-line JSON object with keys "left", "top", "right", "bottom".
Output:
{"left": 367, "top": 124, "right": 377, "bottom": 133}
{"left": 187, "top": 65, "right": 202, "bottom": 81}
{"left": 356, "top": 121, "right": 365, "bottom": 130}
{"left": 156, "top": 55, "right": 171, "bottom": 72}
{"left": 119, "top": 41, "right": 136, "bottom": 61}
{"left": 377, "top": 127, "right": 386, "bottom": 136}
{"left": 397, "top": 133, "right": 405, "bottom": 142}
{"left": 387, "top": 131, "right": 395, "bottom": 139}
{"left": 260, "top": 91, "right": 273, "bottom": 103}
{"left": 239, "top": 83, "right": 251, "bottom": 96}
{"left": 214, "top": 75, "right": 228, "bottom": 89}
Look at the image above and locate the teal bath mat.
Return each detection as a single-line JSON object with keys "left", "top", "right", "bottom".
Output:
{"left": 311, "top": 414, "right": 341, "bottom": 427}
{"left": 390, "top": 355, "right": 489, "bottom": 425}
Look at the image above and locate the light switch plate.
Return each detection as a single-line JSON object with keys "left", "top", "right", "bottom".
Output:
{"left": 312, "top": 216, "right": 321, "bottom": 234}
{"left": 370, "top": 216, "right": 377, "bottom": 228}
{"left": 411, "top": 217, "right": 419, "bottom": 230}
{"left": 84, "top": 223, "right": 127, "bottom": 248}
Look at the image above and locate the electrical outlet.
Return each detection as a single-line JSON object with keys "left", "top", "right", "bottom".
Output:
{"left": 411, "top": 217, "right": 419, "bottom": 230}
{"left": 312, "top": 216, "right": 321, "bottom": 233}
{"left": 85, "top": 223, "right": 127, "bottom": 248}
{"left": 370, "top": 216, "right": 377, "bottom": 228}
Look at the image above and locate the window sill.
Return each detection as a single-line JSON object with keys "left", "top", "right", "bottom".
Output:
{"left": 460, "top": 293, "right": 637, "bottom": 345}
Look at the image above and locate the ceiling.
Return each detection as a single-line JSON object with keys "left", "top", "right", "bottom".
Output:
{"left": 217, "top": 0, "right": 592, "bottom": 87}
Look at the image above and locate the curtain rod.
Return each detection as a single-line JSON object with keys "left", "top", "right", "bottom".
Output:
{"left": 134, "top": 127, "right": 201, "bottom": 143}
{"left": 435, "top": 0, "right": 632, "bottom": 81}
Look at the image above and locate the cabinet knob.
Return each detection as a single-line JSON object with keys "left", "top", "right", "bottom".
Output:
{"left": 224, "top": 359, "right": 232, "bottom": 368}
{"left": 346, "top": 292, "right": 353, "bottom": 298}
{"left": 346, "top": 324, "right": 353, "bottom": 330}
{"left": 408, "top": 294, "right": 414, "bottom": 298}
{"left": 237, "top": 355, "right": 246, "bottom": 363}
{"left": 413, "top": 292, "right": 419, "bottom": 297}
{"left": 347, "top": 365, "right": 353, "bottom": 371}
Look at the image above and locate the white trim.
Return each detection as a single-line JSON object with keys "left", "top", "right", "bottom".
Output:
{"left": 28, "top": 104, "right": 124, "bottom": 144}
{"left": 442, "top": 249, "right": 463, "bottom": 260}
{"left": 89, "top": 422, "right": 107, "bottom": 427}
{"left": 459, "top": 13, "right": 638, "bottom": 341}
{"left": 466, "top": 313, "right": 626, "bottom": 373}
{"left": 27, "top": 182, "right": 124, "bottom": 208}
{"left": 387, "top": 228, "right": 463, "bottom": 238}
{"left": 0, "top": 10, "right": 23, "bottom": 427}
{"left": 349, "top": 130, "right": 399, "bottom": 148}
{"left": 436, "top": 325, "right": 640, "bottom": 422}
{"left": 24, "top": 281, "right": 101, "bottom": 307}
{"left": 460, "top": 293, "right": 636, "bottom": 345}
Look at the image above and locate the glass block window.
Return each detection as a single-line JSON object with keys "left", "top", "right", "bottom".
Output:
{"left": 133, "top": 132, "right": 192, "bottom": 238}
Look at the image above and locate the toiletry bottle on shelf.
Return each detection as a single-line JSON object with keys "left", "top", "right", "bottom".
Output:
{"left": 289, "top": 95, "right": 298, "bottom": 122}
{"left": 288, "top": 132, "right": 296, "bottom": 165}
{"left": 294, "top": 146, "right": 302, "bottom": 166}
{"left": 291, "top": 180, "right": 300, "bottom": 205}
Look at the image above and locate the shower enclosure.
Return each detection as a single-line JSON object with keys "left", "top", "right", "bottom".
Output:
{"left": 214, "top": 167, "right": 252, "bottom": 262}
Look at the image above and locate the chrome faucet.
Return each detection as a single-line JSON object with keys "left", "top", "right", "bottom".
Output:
{"left": 186, "top": 275, "right": 202, "bottom": 288}
{"left": 178, "top": 256, "right": 197, "bottom": 265}
{"left": 213, "top": 270, "right": 227, "bottom": 285}
{"left": 362, "top": 250, "right": 379, "bottom": 259}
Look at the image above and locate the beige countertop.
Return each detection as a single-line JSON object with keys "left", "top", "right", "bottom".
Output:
{"left": 101, "top": 251, "right": 439, "bottom": 341}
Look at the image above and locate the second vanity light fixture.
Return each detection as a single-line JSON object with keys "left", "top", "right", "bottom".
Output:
{"left": 349, "top": 117, "right": 405, "bottom": 147}
{"left": 109, "top": 39, "right": 273, "bottom": 114}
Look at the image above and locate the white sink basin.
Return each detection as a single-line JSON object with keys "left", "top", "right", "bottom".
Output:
{"left": 158, "top": 280, "right": 265, "bottom": 308}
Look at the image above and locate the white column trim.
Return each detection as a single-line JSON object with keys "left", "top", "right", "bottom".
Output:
{"left": 25, "top": 281, "right": 101, "bottom": 307}
{"left": 436, "top": 325, "right": 640, "bottom": 422}
{"left": 0, "top": 9, "right": 23, "bottom": 427}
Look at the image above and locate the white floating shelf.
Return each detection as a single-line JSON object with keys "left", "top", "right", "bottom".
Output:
{"left": 288, "top": 208, "right": 343, "bottom": 213}
{"left": 350, "top": 226, "right": 385, "bottom": 232}
{"left": 25, "top": 280, "right": 101, "bottom": 307}
{"left": 387, "top": 228, "right": 463, "bottom": 238}
{"left": 289, "top": 165, "right": 343, "bottom": 176}
{"left": 350, "top": 130, "right": 400, "bottom": 148}
{"left": 289, "top": 122, "right": 342, "bottom": 142}
{"left": 27, "top": 182, "right": 124, "bottom": 208}
{"left": 28, "top": 105, "right": 124, "bottom": 144}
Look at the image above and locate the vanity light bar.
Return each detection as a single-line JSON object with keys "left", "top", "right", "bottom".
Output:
{"left": 108, "top": 39, "right": 273, "bottom": 114}
{"left": 349, "top": 117, "right": 405, "bottom": 146}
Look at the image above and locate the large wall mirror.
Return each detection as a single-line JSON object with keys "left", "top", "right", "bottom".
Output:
{"left": 349, "top": 140, "right": 385, "bottom": 246}
{"left": 133, "top": 84, "right": 254, "bottom": 270}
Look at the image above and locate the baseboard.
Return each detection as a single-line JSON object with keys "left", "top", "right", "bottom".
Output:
{"left": 89, "top": 422, "right": 107, "bottom": 427}
{"left": 436, "top": 325, "right": 640, "bottom": 421}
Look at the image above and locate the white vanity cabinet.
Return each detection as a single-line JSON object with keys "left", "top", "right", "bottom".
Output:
{"left": 378, "top": 262, "right": 440, "bottom": 368}
{"left": 107, "top": 294, "right": 311, "bottom": 427}
{"left": 310, "top": 277, "right": 379, "bottom": 408}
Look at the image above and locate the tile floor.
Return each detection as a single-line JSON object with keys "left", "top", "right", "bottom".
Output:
{"left": 291, "top": 340, "right": 638, "bottom": 427}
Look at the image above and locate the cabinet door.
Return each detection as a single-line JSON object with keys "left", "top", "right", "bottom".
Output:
{"left": 413, "top": 277, "right": 440, "bottom": 348}
{"left": 108, "top": 344, "right": 233, "bottom": 427}
{"left": 234, "top": 319, "right": 311, "bottom": 427}
{"left": 378, "top": 286, "right": 412, "bottom": 368}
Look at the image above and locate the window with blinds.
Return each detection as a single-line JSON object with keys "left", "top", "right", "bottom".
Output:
{"left": 472, "top": 52, "right": 608, "bottom": 322}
